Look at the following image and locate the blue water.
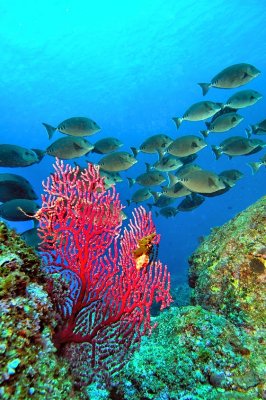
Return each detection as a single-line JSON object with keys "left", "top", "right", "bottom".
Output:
{"left": 0, "top": 0, "right": 265, "bottom": 281}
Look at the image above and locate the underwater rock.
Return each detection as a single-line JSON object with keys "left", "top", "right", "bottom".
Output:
{"left": 0, "top": 222, "right": 79, "bottom": 399}
{"left": 188, "top": 196, "right": 266, "bottom": 329}
{"left": 112, "top": 306, "right": 265, "bottom": 400}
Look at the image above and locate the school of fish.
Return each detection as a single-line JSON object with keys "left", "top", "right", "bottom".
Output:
{"left": 0, "top": 62, "right": 265, "bottom": 248}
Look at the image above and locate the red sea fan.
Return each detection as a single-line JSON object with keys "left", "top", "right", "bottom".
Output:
{"left": 35, "top": 158, "right": 172, "bottom": 382}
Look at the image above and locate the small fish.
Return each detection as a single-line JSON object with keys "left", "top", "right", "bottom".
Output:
{"left": 127, "top": 166, "right": 166, "bottom": 187}
{"left": 198, "top": 63, "right": 261, "bottom": 96}
{"left": 219, "top": 169, "right": 244, "bottom": 182}
{"left": 247, "top": 153, "right": 266, "bottom": 174}
{"left": 212, "top": 136, "right": 265, "bottom": 159}
{"left": 21, "top": 227, "right": 41, "bottom": 249}
{"left": 92, "top": 137, "right": 123, "bottom": 154}
{"left": 98, "top": 151, "right": 137, "bottom": 172}
{"left": 201, "top": 112, "right": 243, "bottom": 137}
{"left": 0, "top": 173, "right": 38, "bottom": 202}
{"left": 161, "top": 182, "right": 191, "bottom": 198}
{"left": 43, "top": 117, "right": 101, "bottom": 139}
{"left": 127, "top": 188, "right": 153, "bottom": 204}
{"left": 100, "top": 170, "right": 123, "bottom": 189}
{"left": 172, "top": 101, "right": 222, "bottom": 129}
{"left": 46, "top": 137, "right": 94, "bottom": 159}
{"left": 147, "top": 192, "right": 176, "bottom": 208}
{"left": 0, "top": 144, "right": 39, "bottom": 167}
{"left": 246, "top": 118, "right": 266, "bottom": 137}
{"left": 177, "top": 193, "right": 205, "bottom": 212}
{"left": 153, "top": 154, "right": 183, "bottom": 172}
{"left": 225, "top": 89, "right": 262, "bottom": 109}
{"left": 155, "top": 206, "right": 178, "bottom": 218}
{"left": 176, "top": 169, "right": 226, "bottom": 194}
{"left": 131, "top": 134, "right": 173, "bottom": 158}
{"left": 167, "top": 135, "right": 207, "bottom": 157}
{"left": 0, "top": 199, "right": 39, "bottom": 221}
{"left": 210, "top": 106, "right": 237, "bottom": 123}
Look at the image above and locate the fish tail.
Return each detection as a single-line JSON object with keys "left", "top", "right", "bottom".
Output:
{"left": 250, "top": 124, "right": 257, "bottom": 134}
{"left": 200, "top": 130, "right": 209, "bottom": 138}
{"left": 130, "top": 146, "right": 139, "bottom": 158}
{"left": 127, "top": 177, "right": 135, "bottom": 187}
{"left": 198, "top": 82, "right": 210, "bottom": 96}
{"left": 247, "top": 162, "right": 261, "bottom": 175}
{"left": 245, "top": 127, "right": 252, "bottom": 138}
{"left": 172, "top": 117, "right": 182, "bottom": 129}
{"left": 211, "top": 145, "right": 221, "bottom": 160}
{"left": 42, "top": 123, "right": 57, "bottom": 139}
{"left": 151, "top": 191, "right": 160, "bottom": 202}
{"left": 126, "top": 199, "right": 131, "bottom": 206}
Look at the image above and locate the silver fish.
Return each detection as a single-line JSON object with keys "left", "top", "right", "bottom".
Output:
{"left": 127, "top": 188, "right": 153, "bottom": 204}
{"left": 155, "top": 206, "right": 178, "bottom": 218}
{"left": 43, "top": 117, "right": 101, "bottom": 139}
{"left": 246, "top": 118, "right": 266, "bottom": 137}
{"left": 127, "top": 168, "right": 166, "bottom": 187}
{"left": 225, "top": 89, "right": 262, "bottom": 109}
{"left": 131, "top": 134, "right": 173, "bottom": 158}
{"left": 92, "top": 137, "right": 123, "bottom": 154}
{"left": 219, "top": 169, "right": 244, "bottom": 182}
{"left": 173, "top": 101, "right": 222, "bottom": 129}
{"left": 167, "top": 135, "right": 207, "bottom": 157}
{"left": 0, "top": 199, "right": 39, "bottom": 221}
{"left": 153, "top": 154, "right": 183, "bottom": 172}
{"left": 201, "top": 112, "right": 243, "bottom": 137}
{"left": 162, "top": 182, "right": 191, "bottom": 198}
{"left": 98, "top": 151, "right": 137, "bottom": 172}
{"left": 0, "top": 173, "right": 38, "bottom": 202}
{"left": 198, "top": 63, "right": 261, "bottom": 96}
{"left": 46, "top": 137, "right": 94, "bottom": 159}
{"left": 0, "top": 144, "right": 39, "bottom": 167}
{"left": 176, "top": 169, "right": 226, "bottom": 194}
{"left": 212, "top": 136, "right": 265, "bottom": 159}
{"left": 247, "top": 153, "right": 266, "bottom": 174}
{"left": 177, "top": 193, "right": 205, "bottom": 212}
{"left": 21, "top": 227, "right": 41, "bottom": 249}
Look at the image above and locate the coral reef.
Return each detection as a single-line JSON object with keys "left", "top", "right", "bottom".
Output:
{"left": 114, "top": 306, "right": 265, "bottom": 400}
{"left": 188, "top": 195, "right": 266, "bottom": 329}
{"left": 0, "top": 222, "right": 79, "bottom": 399}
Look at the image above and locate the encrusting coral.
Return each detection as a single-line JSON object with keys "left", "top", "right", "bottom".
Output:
{"left": 0, "top": 222, "right": 79, "bottom": 399}
{"left": 188, "top": 195, "right": 266, "bottom": 329}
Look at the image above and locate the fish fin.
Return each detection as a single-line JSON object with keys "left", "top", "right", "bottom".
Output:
{"left": 250, "top": 124, "right": 257, "bottom": 134}
{"left": 198, "top": 82, "right": 210, "bottom": 96}
{"left": 205, "top": 121, "right": 211, "bottom": 129}
{"left": 151, "top": 191, "right": 160, "bottom": 202}
{"left": 200, "top": 130, "right": 209, "bottom": 138}
{"left": 167, "top": 172, "right": 178, "bottom": 187}
{"left": 31, "top": 148, "right": 46, "bottom": 162}
{"left": 247, "top": 162, "right": 261, "bottom": 175}
{"left": 145, "top": 162, "right": 152, "bottom": 172}
{"left": 126, "top": 199, "right": 131, "bottom": 206}
{"left": 208, "top": 177, "right": 216, "bottom": 187}
{"left": 211, "top": 145, "right": 221, "bottom": 160}
{"left": 42, "top": 123, "right": 57, "bottom": 139}
{"left": 245, "top": 128, "right": 252, "bottom": 138}
{"left": 127, "top": 177, "right": 135, "bottom": 187}
{"left": 157, "top": 148, "right": 166, "bottom": 159}
{"left": 172, "top": 117, "right": 182, "bottom": 129}
{"left": 216, "top": 102, "right": 224, "bottom": 109}
{"left": 130, "top": 147, "right": 139, "bottom": 158}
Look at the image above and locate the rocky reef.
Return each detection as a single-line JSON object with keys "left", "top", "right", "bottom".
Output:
{"left": 0, "top": 222, "right": 79, "bottom": 399}
{"left": 188, "top": 195, "right": 266, "bottom": 329}
{"left": 0, "top": 196, "right": 265, "bottom": 400}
